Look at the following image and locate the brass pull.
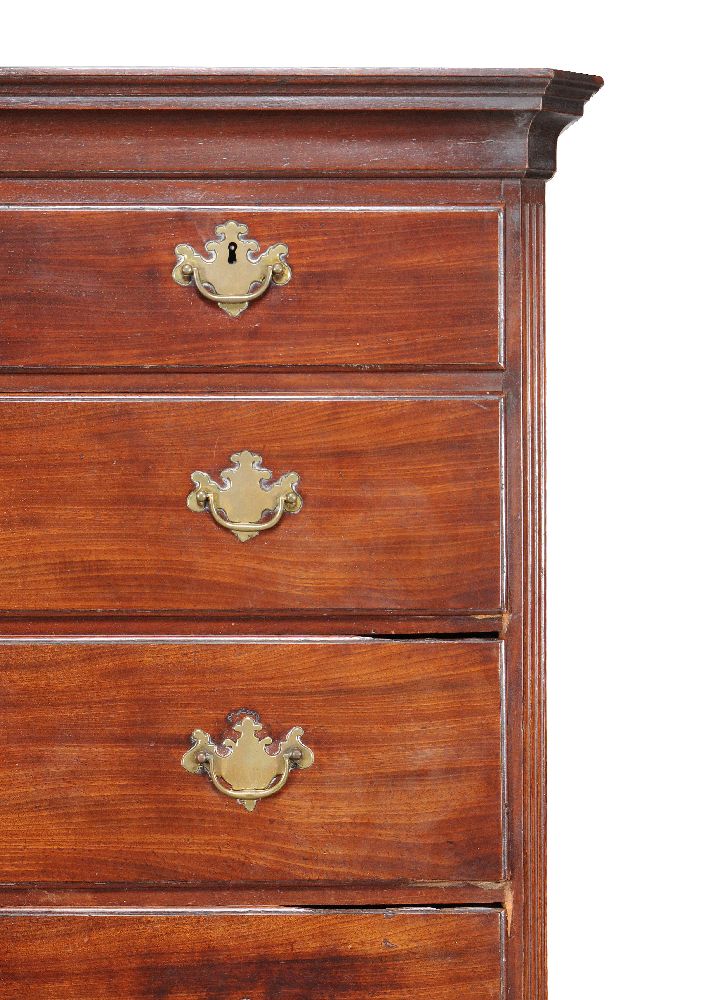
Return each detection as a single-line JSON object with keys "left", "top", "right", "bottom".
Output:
{"left": 187, "top": 449, "right": 302, "bottom": 542}
{"left": 182, "top": 710, "right": 314, "bottom": 811}
{"left": 173, "top": 220, "right": 291, "bottom": 317}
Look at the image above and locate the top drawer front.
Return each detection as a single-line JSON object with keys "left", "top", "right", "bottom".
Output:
{"left": 0, "top": 206, "right": 503, "bottom": 369}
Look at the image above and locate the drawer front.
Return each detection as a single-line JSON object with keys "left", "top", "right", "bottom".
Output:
{"left": 0, "top": 641, "right": 504, "bottom": 888}
{"left": 0, "top": 396, "right": 503, "bottom": 615}
{"left": 0, "top": 207, "right": 502, "bottom": 369}
{"left": 0, "top": 909, "right": 503, "bottom": 1000}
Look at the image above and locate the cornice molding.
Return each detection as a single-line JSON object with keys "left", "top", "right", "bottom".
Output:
{"left": 0, "top": 69, "right": 602, "bottom": 179}
{"left": 0, "top": 67, "right": 603, "bottom": 114}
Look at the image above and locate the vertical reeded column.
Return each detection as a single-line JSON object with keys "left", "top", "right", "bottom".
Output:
{"left": 522, "top": 179, "right": 547, "bottom": 1000}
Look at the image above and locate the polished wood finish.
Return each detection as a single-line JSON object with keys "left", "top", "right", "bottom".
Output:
{"left": 520, "top": 180, "right": 548, "bottom": 1000}
{"left": 0, "top": 396, "right": 503, "bottom": 615}
{"left": 0, "top": 176, "right": 506, "bottom": 208}
{"left": 0, "top": 69, "right": 602, "bottom": 1000}
{"left": 0, "top": 909, "right": 504, "bottom": 1000}
{"left": 0, "top": 881, "right": 509, "bottom": 909}
{"left": 0, "top": 208, "right": 502, "bottom": 370}
{"left": 0, "top": 640, "right": 503, "bottom": 887}
{"left": 0, "top": 68, "right": 602, "bottom": 178}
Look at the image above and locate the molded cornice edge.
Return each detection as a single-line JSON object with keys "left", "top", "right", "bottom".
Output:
{"left": 0, "top": 68, "right": 603, "bottom": 179}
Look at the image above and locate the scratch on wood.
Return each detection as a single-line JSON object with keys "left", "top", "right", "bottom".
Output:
{"left": 505, "top": 882, "right": 514, "bottom": 936}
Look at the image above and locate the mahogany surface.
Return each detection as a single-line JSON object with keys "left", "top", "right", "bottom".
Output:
{"left": 0, "top": 640, "right": 503, "bottom": 887}
{"left": 0, "top": 68, "right": 602, "bottom": 1000}
{"left": 0, "top": 396, "right": 503, "bottom": 614}
{"left": 0, "top": 909, "right": 503, "bottom": 1000}
{"left": 0, "top": 208, "right": 502, "bottom": 370}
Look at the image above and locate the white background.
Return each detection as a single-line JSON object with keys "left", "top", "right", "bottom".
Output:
{"left": 2, "top": 4, "right": 702, "bottom": 997}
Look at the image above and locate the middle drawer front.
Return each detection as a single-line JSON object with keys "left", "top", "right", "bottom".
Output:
{"left": 0, "top": 395, "right": 504, "bottom": 615}
{"left": 0, "top": 640, "right": 504, "bottom": 889}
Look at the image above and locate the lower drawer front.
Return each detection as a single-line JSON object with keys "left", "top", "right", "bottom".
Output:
{"left": 0, "top": 909, "right": 503, "bottom": 1000}
{"left": 0, "top": 640, "right": 504, "bottom": 889}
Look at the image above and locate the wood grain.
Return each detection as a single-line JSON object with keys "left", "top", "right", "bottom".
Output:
{"left": 0, "top": 176, "right": 506, "bottom": 209}
{"left": 0, "top": 109, "right": 529, "bottom": 177}
{"left": 0, "top": 640, "right": 504, "bottom": 887}
{"left": 0, "top": 881, "right": 509, "bottom": 908}
{"left": 0, "top": 66, "right": 604, "bottom": 110}
{"left": 0, "top": 208, "right": 501, "bottom": 370}
{"left": 0, "top": 68, "right": 604, "bottom": 1000}
{"left": 520, "top": 180, "right": 548, "bottom": 1000}
{"left": 0, "top": 69, "right": 602, "bottom": 179}
{"left": 0, "top": 396, "right": 503, "bottom": 615}
{"left": 0, "top": 908, "right": 503, "bottom": 1000}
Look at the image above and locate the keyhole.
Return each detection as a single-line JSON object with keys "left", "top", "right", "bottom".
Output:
{"left": 227, "top": 242, "right": 237, "bottom": 264}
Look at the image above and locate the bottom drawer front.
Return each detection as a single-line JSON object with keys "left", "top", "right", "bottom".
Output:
{"left": 0, "top": 909, "right": 503, "bottom": 1000}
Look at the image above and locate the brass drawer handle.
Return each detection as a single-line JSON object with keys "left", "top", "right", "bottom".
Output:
{"left": 182, "top": 710, "right": 314, "bottom": 811}
{"left": 187, "top": 449, "right": 302, "bottom": 542}
{"left": 172, "top": 220, "right": 291, "bottom": 317}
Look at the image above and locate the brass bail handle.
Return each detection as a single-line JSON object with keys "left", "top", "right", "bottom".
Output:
{"left": 181, "top": 710, "right": 314, "bottom": 811}
{"left": 186, "top": 449, "right": 303, "bottom": 542}
{"left": 173, "top": 220, "right": 292, "bottom": 318}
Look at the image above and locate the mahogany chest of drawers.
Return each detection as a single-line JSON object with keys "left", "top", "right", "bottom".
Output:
{"left": 0, "top": 68, "right": 601, "bottom": 999}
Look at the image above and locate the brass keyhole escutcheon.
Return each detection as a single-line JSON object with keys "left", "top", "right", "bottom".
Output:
{"left": 173, "top": 220, "right": 292, "bottom": 318}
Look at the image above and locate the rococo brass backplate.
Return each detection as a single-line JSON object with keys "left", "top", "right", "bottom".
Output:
{"left": 172, "top": 220, "right": 292, "bottom": 317}
{"left": 182, "top": 710, "right": 314, "bottom": 811}
{"left": 187, "top": 449, "right": 302, "bottom": 541}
